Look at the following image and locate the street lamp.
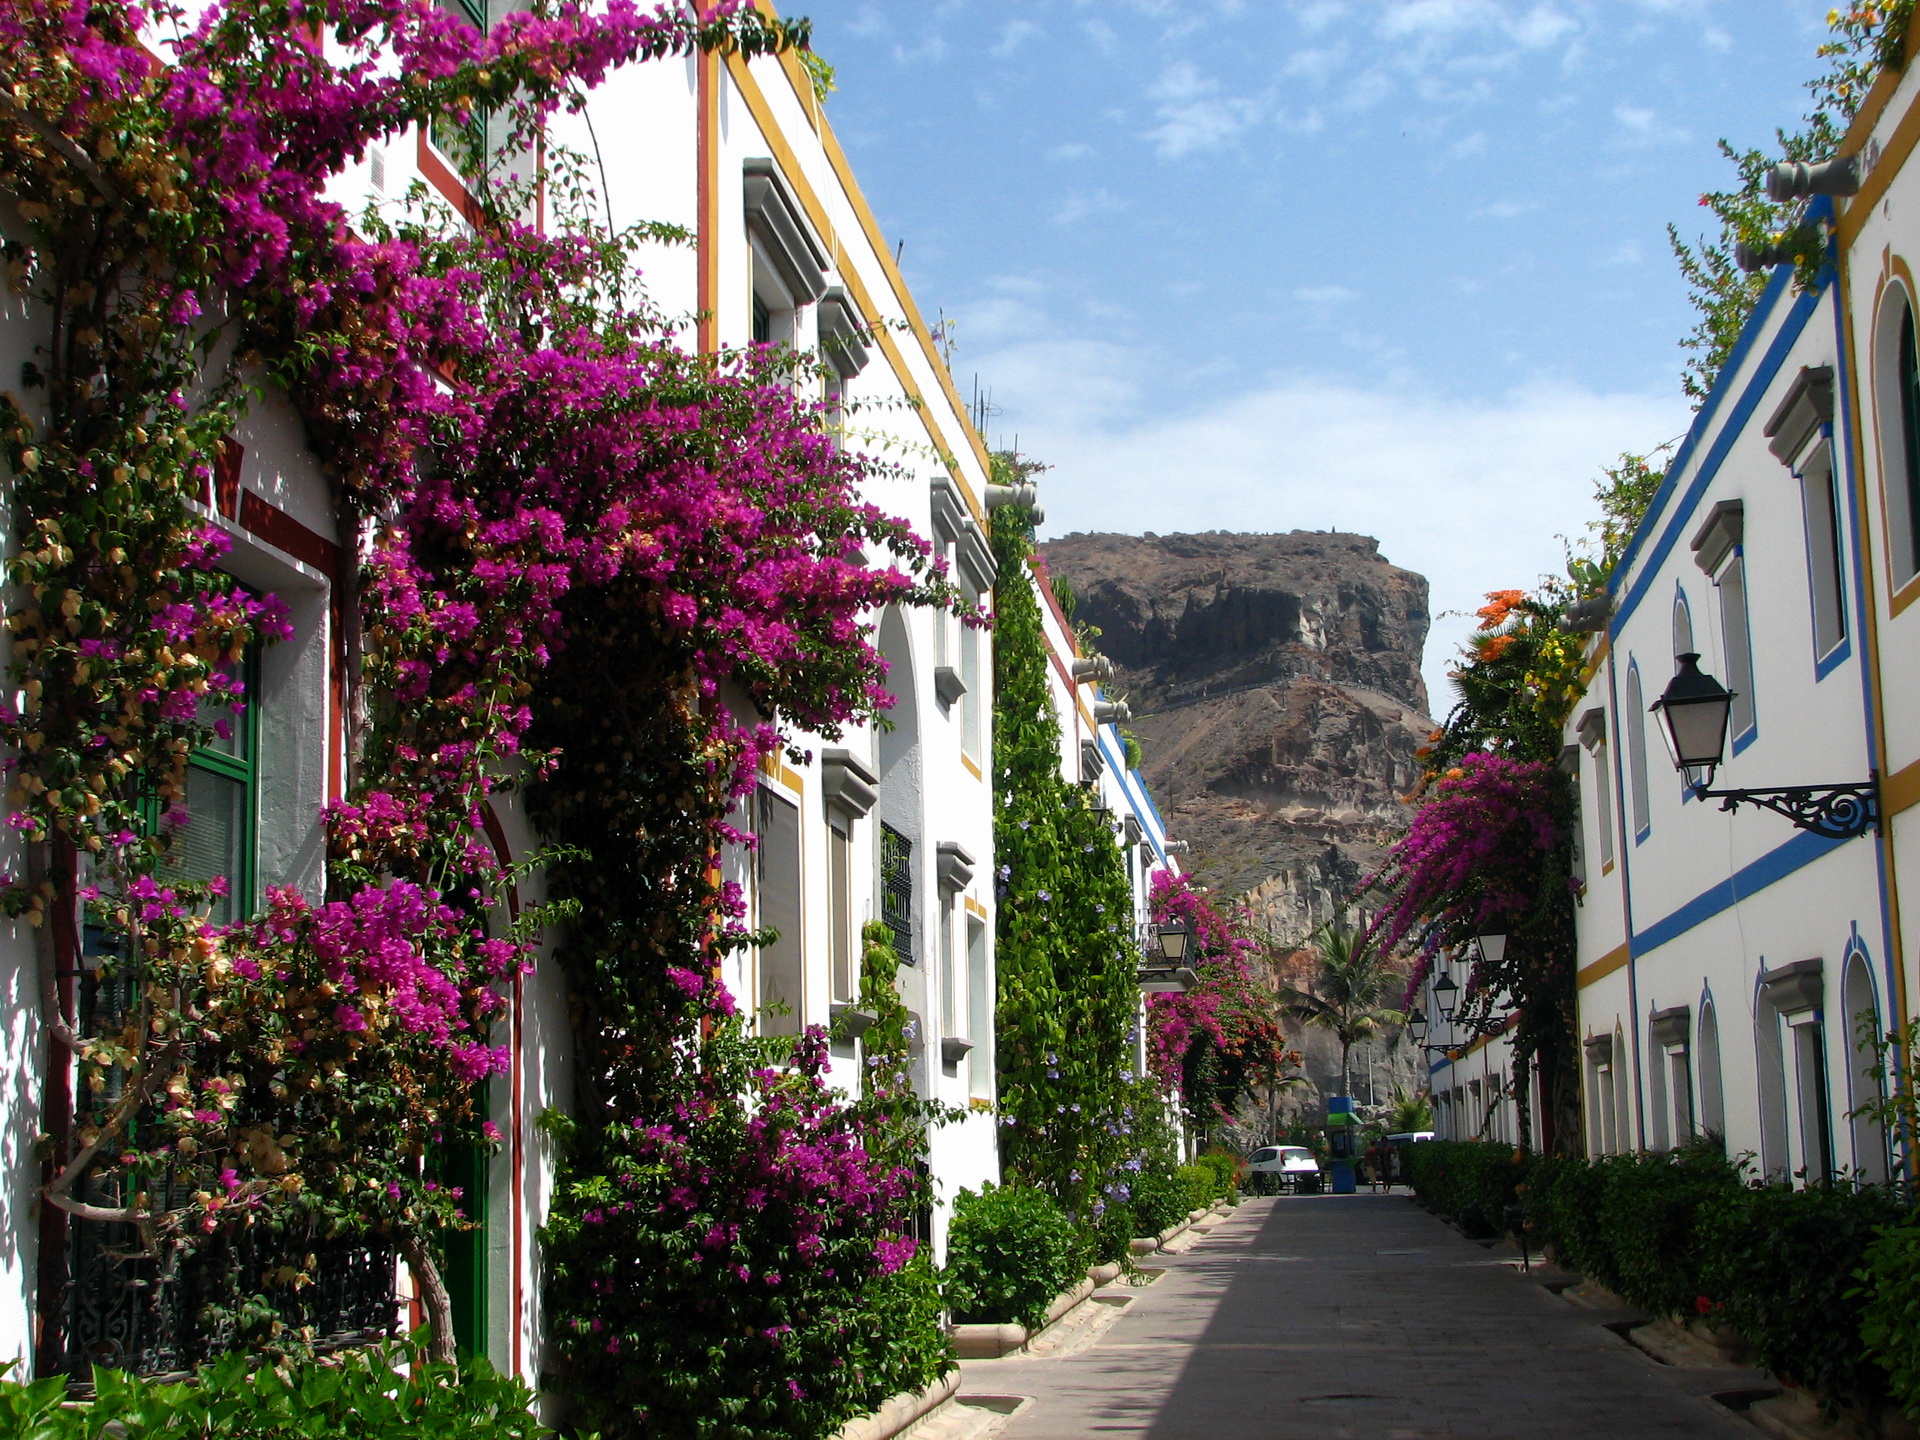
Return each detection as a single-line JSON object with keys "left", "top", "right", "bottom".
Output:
{"left": 1406, "top": 1008, "right": 1428, "bottom": 1043}
{"left": 1155, "top": 922, "right": 1190, "bottom": 963}
{"left": 1650, "top": 654, "right": 1879, "bottom": 839}
{"left": 1476, "top": 931, "right": 1507, "bottom": 970}
{"left": 1432, "top": 969, "right": 1459, "bottom": 1021}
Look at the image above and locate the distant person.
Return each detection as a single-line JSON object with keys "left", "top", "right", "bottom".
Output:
{"left": 1365, "top": 1140, "right": 1388, "bottom": 1192}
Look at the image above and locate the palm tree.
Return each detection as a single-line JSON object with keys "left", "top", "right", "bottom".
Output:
{"left": 1280, "top": 916, "right": 1404, "bottom": 1099}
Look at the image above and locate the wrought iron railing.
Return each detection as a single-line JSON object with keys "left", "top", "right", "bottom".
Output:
{"left": 49, "top": 931, "right": 399, "bottom": 1379}
{"left": 879, "top": 823, "right": 913, "bottom": 965}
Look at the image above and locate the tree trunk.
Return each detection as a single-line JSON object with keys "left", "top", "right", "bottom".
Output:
{"left": 397, "top": 1230, "right": 458, "bottom": 1366}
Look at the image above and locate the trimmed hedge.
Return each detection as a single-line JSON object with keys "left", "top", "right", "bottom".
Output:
{"left": 1406, "top": 1141, "right": 1905, "bottom": 1415}
{"left": 943, "top": 1184, "right": 1088, "bottom": 1329}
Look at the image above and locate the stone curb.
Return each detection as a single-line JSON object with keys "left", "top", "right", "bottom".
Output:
{"left": 950, "top": 1272, "right": 1099, "bottom": 1359}
{"left": 830, "top": 1367, "right": 961, "bottom": 1440}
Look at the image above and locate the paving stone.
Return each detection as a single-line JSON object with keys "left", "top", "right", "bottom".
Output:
{"left": 960, "top": 1193, "right": 1769, "bottom": 1439}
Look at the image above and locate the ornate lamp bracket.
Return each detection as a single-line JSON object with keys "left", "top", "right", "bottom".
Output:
{"left": 1692, "top": 774, "right": 1879, "bottom": 841}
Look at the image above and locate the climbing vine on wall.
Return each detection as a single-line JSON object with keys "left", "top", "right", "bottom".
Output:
{"left": 0, "top": 0, "right": 974, "bottom": 1421}
{"left": 987, "top": 456, "right": 1161, "bottom": 1247}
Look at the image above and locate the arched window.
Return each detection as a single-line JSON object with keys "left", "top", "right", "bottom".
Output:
{"left": 1892, "top": 294, "right": 1920, "bottom": 582}
{"left": 1845, "top": 951, "right": 1890, "bottom": 1183}
{"left": 1697, "top": 998, "right": 1725, "bottom": 1140}
{"left": 1672, "top": 588, "right": 1694, "bottom": 669}
{"left": 1613, "top": 1022, "right": 1634, "bottom": 1151}
{"left": 1625, "top": 662, "right": 1652, "bottom": 842}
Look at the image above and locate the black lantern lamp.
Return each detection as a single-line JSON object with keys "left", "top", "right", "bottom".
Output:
{"left": 1154, "top": 923, "right": 1190, "bottom": 963}
{"left": 1406, "top": 1007, "right": 1428, "bottom": 1043}
{"left": 1137, "top": 921, "right": 1196, "bottom": 992}
{"left": 1649, "top": 654, "right": 1734, "bottom": 783}
{"left": 1431, "top": 969, "right": 1459, "bottom": 1021}
{"left": 1475, "top": 931, "right": 1507, "bottom": 970}
{"left": 1649, "top": 654, "right": 1878, "bottom": 840}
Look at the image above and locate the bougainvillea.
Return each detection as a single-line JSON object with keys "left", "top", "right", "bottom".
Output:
{"left": 1144, "top": 873, "right": 1294, "bottom": 1139}
{"left": 0, "top": 0, "right": 968, "bottom": 1411}
{"left": 987, "top": 460, "right": 1165, "bottom": 1248}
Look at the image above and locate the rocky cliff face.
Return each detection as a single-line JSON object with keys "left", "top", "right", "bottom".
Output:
{"left": 1039, "top": 530, "right": 1434, "bottom": 950}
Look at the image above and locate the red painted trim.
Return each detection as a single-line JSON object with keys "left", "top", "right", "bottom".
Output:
{"left": 416, "top": 129, "right": 486, "bottom": 230}
{"left": 238, "top": 489, "right": 344, "bottom": 577}
{"left": 214, "top": 439, "right": 243, "bottom": 521}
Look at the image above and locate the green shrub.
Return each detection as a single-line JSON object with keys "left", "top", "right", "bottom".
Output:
{"left": 1701, "top": 1180, "right": 1900, "bottom": 1411}
{"left": 1176, "top": 1163, "right": 1215, "bottom": 1212}
{"left": 944, "top": 1185, "right": 1087, "bottom": 1329}
{"left": 1422, "top": 1142, "right": 1907, "bottom": 1416}
{"left": 1192, "top": 1150, "right": 1240, "bottom": 1203}
{"left": 1859, "top": 1214, "right": 1920, "bottom": 1416}
{"left": 1404, "top": 1140, "right": 1530, "bottom": 1236}
{"left": 1126, "top": 1162, "right": 1191, "bottom": 1237}
{"left": 1594, "top": 1150, "right": 1738, "bottom": 1316}
{"left": 0, "top": 1341, "right": 548, "bottom": 1438}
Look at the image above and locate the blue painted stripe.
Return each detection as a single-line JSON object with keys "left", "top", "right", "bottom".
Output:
{"left": 1608, "top": 264, "right": 1796, "bottom": 595}
{"left": 1607, "top": 198, "right": 1836, "bottom": 594}
{"left": 1095, "top": 726, "right": 1170, "bottom": 866}
{"left": 1630, "top": 828, "right": 1851, "bottom": 956}
{"left": 1613, "top": 287, "right": 1821, "bottom": 632}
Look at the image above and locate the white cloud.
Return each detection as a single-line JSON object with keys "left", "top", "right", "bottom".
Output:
{"left": 1143, "top": 60, "right": 1266, "bottom": 157}
{"left": 1479, "top": 198, "right": 1538, "bottom": 218}
{"left": 1599, "top": 239, "right": 1643, "bottom": 267}
{"left": 977, "top": 339, "right": 1685, "bottom": 704}
{"left": 1612, "top": 101, "right": 1689, "bottom": 147}
{"left": 1046, "top": 141, "right": 1095, "bottom": 162}
{"left": 1448, "top": 129, "right": 1489, "bottom": 159}
{"left": 991, "top": 19, "right": 1040, "bottom": 57}
{"left": 1293, "top": 284, "right": 1358, "bottom": 304}
{"left": 1049, "top": 187, "right": 1127, "bottom": 227}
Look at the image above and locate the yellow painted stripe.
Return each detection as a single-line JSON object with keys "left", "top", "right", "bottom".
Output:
{"left": 960, "top": 752, "right": 983, "bottom": 781}
{"left": 724, "top": 51, "right": 988, "bottom": 529}
{"left": 1841, "top": 60, "right": 1920, "bottom": 249}
{"left": 1885, "top": 754, "right": 1920, "bottom": 819}
{"left": 1577, "top": 942, "right": 1631, "bottom": 991}
{"left": 964, "top": 896, "right": 988, "bottom": 920}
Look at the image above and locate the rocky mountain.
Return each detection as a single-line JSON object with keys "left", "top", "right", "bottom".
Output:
{"left": 1038, "top": 530, "right": 1434, "bottom": 951}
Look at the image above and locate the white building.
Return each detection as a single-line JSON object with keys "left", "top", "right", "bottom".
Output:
{"left": 0, "top": 5, "right": 1188, "bottom": 1397}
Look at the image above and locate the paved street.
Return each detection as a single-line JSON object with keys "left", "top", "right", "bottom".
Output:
{"left": 959, "top": 1193, "right": 1765, "bottom": 1439}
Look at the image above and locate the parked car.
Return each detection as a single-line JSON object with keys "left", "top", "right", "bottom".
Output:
{"left": 1244, "top": 1145, "right": 1322, "bottom": 1194}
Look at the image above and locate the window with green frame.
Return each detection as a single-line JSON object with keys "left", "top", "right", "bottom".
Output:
{"left": 429, "top": 0, "right": 489, "bottom": 184}
{"left": 153, "top": 647, "right": 259, "bottom": 925}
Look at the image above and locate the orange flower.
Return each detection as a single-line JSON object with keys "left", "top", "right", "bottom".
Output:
{"left": 1475, "top": 589, "right": 1527, "bottom": 628}
{"left": 1474, "top": 633, "right": 1517, "bottom": 662}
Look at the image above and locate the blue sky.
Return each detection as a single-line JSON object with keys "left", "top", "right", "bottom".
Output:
{"left": 799, "top": 0, "right": 1839, "bottom": 708}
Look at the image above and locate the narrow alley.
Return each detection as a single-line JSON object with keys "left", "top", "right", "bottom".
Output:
{"left": 955, "top": 1195, "right": 1768, "bottom": 1440}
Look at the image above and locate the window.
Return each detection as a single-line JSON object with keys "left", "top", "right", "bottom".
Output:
{"left": 1891, "top": 297, "right": 1920, "bottom": 582}
{"left": 156, "top": 653, "right": 258, "bottom": 925}
{"left": 957, "top": 628, "right": 982, "bottom": 771}
{"left": 1800, "top": 440, "right": 1848, "bottom": 659}
{"left": 1651, "top": 1005, "right": 1692, "bottom": 1151}
{"left": 829, "top": 819, "right": 853, "bottom": 1003}
{"left": 939, "top": 894, "right": 957, "bottom": 1041}
{"left": 1790, "top": 1016, "right": 1834, "bottom": 1181}
{"left": 743, "top": 158, "right": 827, "bottom": 350}
{"left": 966, "top": 916, "right": 989, "bottom": 1098}
{"left": 1718, "top": 554, "right": 1758, "bottom": 741}
{"left": 1845, "top": 953, "right": 1889, "bottom": 1183}
{"left": 880, "top": 822, "right": 913, "bottom": 964}
{"left": 1671, "top": 588, "right": 1694, "bottom": 667}
{"left": 1696, "top": 1000, "right": 1724, "bottom": 1139}
{"left": 1591, "top": 743, "right": 1614, "bottom": 871}
{"left": 1625, "top": 662, "right": 1651, "bottom": 842}
{"left": 430, "top": 0, "right": 489, "bottom": 182}
{"left": 755, "top": 788, "right": 803, "bottom": 1035}
{"left": 1691, "top": 501, "right": 1757, "bottom": 744}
